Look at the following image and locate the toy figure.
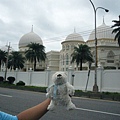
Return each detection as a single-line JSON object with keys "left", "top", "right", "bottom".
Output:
{"left": 46, "top": 71, "right": 76, "bottom": 110}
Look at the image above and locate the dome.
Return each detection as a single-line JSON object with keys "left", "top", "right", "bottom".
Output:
{"left": 88, "top": 21, "right": 115, "bottom": 40}
{"left": 19, "top": 26, "right": 43, "bottom": 48}
{"left": 65, "top": 31, "right": 84, "bottom": 42}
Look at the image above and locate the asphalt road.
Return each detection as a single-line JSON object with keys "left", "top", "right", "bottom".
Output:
{"left": 0, "top": 87, "right": 120, "bottom": 120}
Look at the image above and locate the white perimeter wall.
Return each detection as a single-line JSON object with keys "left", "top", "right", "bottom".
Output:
{"left": 0, "top": 68, "right": 120, "bottom": 93}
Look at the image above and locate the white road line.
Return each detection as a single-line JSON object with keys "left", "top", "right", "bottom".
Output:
{"left": 0, "top": 94, "right": 12, "bottom": 98}
{"left": 76, "top": 107, "right": 120, "bottom": 117}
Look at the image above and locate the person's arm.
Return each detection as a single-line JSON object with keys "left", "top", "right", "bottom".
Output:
{"left": 17, "top": 98, "right": 51, "bottom": 120}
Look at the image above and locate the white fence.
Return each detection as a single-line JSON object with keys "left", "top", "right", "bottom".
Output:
{"left": 0, "top": 67, "right": 120, "bottom": 93}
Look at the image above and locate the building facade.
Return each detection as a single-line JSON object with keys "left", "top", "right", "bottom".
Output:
{"left": 86, "top": 21, "right": 119, "bottom": 69}
{"left": 18, "top": 26, "right": 46, "bottom": 71}
{"left": 47, "top": 21, "right": 120, "bottom": 71}
{"left": 0, "top": 21, "right": 120, "bottom": 71}
{"left": 59, "top": 31, "right": 85, "bottom": 71}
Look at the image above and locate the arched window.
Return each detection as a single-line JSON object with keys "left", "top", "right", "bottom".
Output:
{"left": 60, "top": 55, "right": 62, "bottom": 65}
{"left": 66, "top": 54, "right": 69, "bottom": 65}
{"left": 71, "top": 44, "right": 74, "bottom": 50}
{"left": 107, "top": 51, "right": 114, "bottom": 63}
{"left": 63, "top": 54, "right": 64, "bottom": 65}
{"left": 63, "top": 45, "right": 65, "bottom": 51}
{"left": 60, "top": 55, "right": 62, "bottom": 60}
{"left": 66, "top": 45, "right": 69, "bottom": 50}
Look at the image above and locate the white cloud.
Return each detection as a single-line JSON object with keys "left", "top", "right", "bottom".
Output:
{"left": 0, "top": 0, "right": 119, "bottom": 52}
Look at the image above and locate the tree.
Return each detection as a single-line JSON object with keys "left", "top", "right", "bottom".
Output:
{"left": 71, "top": 44, "right": 94, "bottom": 70}
{"left": 8, "top": 51, "right": 25, "bottom": 70}
{"left": 111, "top": 15, "right": 120, "bottom": 47}
{"left": 25, "top": 43, "right": 46, "bottom": 71}
{"left": 0, "top": 49, "right": 7, "bottom": 70}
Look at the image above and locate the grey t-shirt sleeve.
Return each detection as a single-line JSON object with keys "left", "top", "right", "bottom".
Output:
{"left": 0, "top": 111, "right": 18, "bottom": 120}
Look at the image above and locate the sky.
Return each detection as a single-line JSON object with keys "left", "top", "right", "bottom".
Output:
{"left": 0, "top": 0, "right": 119, "bottom": 52}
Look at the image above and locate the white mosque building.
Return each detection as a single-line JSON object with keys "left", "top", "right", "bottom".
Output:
{"left": 47, "top": 20, "right": 120, "bottom": 71}
{"left": 86, "top": 21, "right": 119, "bottom": 70}
{"left": 0, "top": 21, "right": 120, "bottom": 71}
{"left": 18, "top": 26, "right": 46, "bottom": 71}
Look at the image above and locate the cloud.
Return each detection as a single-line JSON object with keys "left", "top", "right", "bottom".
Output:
{"left": 0, "top": 0, "right": 119, "bottom": 52}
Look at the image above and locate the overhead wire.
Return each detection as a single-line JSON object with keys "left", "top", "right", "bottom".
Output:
{"left": 0, "top": 25, "right": 116, "bottom": 47}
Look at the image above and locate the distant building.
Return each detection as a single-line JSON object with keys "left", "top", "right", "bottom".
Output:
{"left": 86, "top": 21, "right": 119, "bottom": 70}
{"left": 46, "top": 51, "right": 60, "bottom": 71}
{"left": 0, "top": 21, "right": 120, "bottom": 71}
{"left": 47, "top": 21, "right": 120, "bottom": 71}
{"left": 60, "top": 29, "right": 85, "bottom": 71}
{"left": 18, "top": 25, "right": 46, "bottom": 71}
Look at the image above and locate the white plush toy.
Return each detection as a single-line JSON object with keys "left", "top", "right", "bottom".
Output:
{"left": 46, "top": 71, "right": 76, "bottom": 110}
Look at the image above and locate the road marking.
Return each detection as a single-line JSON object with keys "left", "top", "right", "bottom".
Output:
{"left": 0, "top": 94, "right": 12, "bottom": 98}
{"left": 76, "top": 107, "right": 120, "bottom": 117}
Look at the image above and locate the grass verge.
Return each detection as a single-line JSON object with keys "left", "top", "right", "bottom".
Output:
{"left": 0, "top": 83, "right": 120, "bottom": 101}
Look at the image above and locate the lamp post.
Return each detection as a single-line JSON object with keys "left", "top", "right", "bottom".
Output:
{"left": 89, "top": 0, "right": 109, "bottom": 92}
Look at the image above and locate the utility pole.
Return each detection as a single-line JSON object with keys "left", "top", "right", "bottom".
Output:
{"left": 4, "top": 42, "right": 11, "bottom": 81}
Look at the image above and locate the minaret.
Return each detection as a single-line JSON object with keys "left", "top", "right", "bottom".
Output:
{"left": 74, "top": 27, "right": 76, "bottom": 33}
{"left": 102, "top": 16, "right": 105, "bottom": 24}
{"left": 31, "top": 25, "right": 33, "bottom": 32}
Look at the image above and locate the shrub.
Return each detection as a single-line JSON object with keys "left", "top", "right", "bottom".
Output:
{"left": 16, "top": 81, "right": 25, "bottom": 86}
{"left": 74, "top": 90, "right": 84, "bottom": 97}
{"left": 0, "top": 76, "right": 4, "bottom": 82}
{"left": 7, "top": 76, "right": 15, "bottom": 84}
{"left": 24, "top": 86, "right": 47, "bottom": 92}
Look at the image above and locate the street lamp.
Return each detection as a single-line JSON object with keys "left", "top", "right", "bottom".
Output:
{"left": 89, "top": 0, "right": 109, "bottom": 92}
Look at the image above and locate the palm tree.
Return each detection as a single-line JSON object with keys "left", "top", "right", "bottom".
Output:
{"left": 8, "top": 51, "right": 25, "bottom": 70}
{"left": 25, "top": 43, "right": 46, "bottom": 71}
{"left": 111, "top": 15, "right": 120, "bottom": 47}
{"left": 71, "top": 44, "right": 94, "bottom": 70}
{"left": 0, "top": 49, "right": 7, "bottom": 70}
